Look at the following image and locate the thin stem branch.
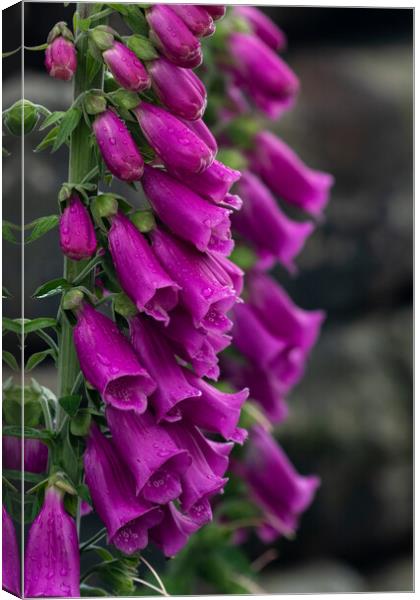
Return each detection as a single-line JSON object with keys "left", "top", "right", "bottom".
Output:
{"left": 133, "top": 577, "right": 169, "bottom": 597}
{"left": 79, "top": 527, "right": 107, "bottom": 552}
{"left": 139, "top": 556, "right": 169, "bottom": 597}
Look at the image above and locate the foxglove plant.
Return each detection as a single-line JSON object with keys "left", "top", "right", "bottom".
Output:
{"left": 2, "top": 4, "right": 331, "bottom": 596}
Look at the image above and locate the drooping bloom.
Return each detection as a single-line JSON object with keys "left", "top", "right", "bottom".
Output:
{"left": 171, "top": 5, "right": 215, "bottom": 37}
{"left": 150, "top": 502, "right": 202, "bottom": 557}
{"left": 204, "top": 5, "right": 226, "bottom": 21}
{"left": 251, "top": 131, "right": 334, "bottom": 217}
{"left": 135, "top": 102, "right": 214, "bottom": 174}
{"left": 84, "top": 423, "right": 163, "bottom": 554}
{"left": 93, "top": 108, "right": 144, "bottom": 182}
{"left": 106, "top": 407, "right": 191, "bottom": 503}
{"left": 3, "top": 435, "right": 48, "bottom": 473}
{"left": 146, "top": 5, "right": 203, "bottom": 68}
{"left": 240, "top": 426, "right": 320, "bottom": 541}
{"left": 151, "top": 228, "right": 238, "bottom": 332}
{"left": 108, "top": 212, "right": 179, "bottom": 324}
{"left": 24, "top": 486, "right": 80, "bottom": 597}
{"left": 234, "top": 6, "right": 287, "bottom": 51}
{"left": 45, "top": 36, "right": 77, "bottom": 81}
{"left": 159, "top": 306, "right": 231, "bottom": 380}
{"left": 129, "top": 315, "right": 201, "bottom": 422}
{"left": 228, "top": 33, "right": 299, "bottom": 118}
{"left": 232, "top": 171, "right": 314, "bottom": 271}
{"left": 59, "top": 194, "right": 97, "bottom": 261}
{"left": 148, "top": 57, "right": 207, "bottom": 121}
{"left": 169, "top": 160, "right": 241, "bottom": 205}
{"left": 142, "top": 165, "right": 233, "bottom": 255}
{"left": 178, "top": 369, "right": 248, "bottom": 443}
{"left": 73, "top": 302, "right": 156, "bottom": 413}
{"left": 2, "top": 506, "right": 20, "bottom": 597}
{"left": 103, "top": 41, "right": 150, "bottom": 92}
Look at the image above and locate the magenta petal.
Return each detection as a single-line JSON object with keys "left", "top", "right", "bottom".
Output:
{"left": 73, "top": 303, "right": 156, "bottom": 412}
{"left": 3, "top": 436, "right": 48, "bottom": 473}
{"left": 169, "top": 160, "right": 241, "bottom": 204}
{"left": 103, "top": 41, "right": 150, "bottom": 92}
{"left": 171, "top": 5, "right": 215, "bottom": 37}
{"left": 24, "top": 487, "right": 80, "bottom": 597}
{"left": 109, "top": 212, "right": 179, "bottom": 324}
{"left": 2, "top": 506, "right": 20, "bottom": 597}
{"left": 150, "top": 502, "right": 201, "bottom": 557}
{"left": 60, "top": 194, "right": 97, "bottom": 261}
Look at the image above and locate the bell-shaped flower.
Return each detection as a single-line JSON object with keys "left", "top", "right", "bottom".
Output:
{"left": 179, "top": 369, "right": 248, "bottom": 443}
{"left": 73, "top": 302, "right": 156, "bottom": 413}
{"left": 93, "top": 108, "right": 144, "bottom": 182}
{"left": 152, "top": 228, "right": 238, "bottom": 332}
{"left": 84, "top": 423, "right": 163, "bottom": 554}
{"left": 146, "top": 5, "right": 203, "bottom": 68}
{"left": 233, "top": 171, "right": 314, "bottom": 272}
{"left": 251, "top": 131, "right": 334, "bottom": 217}
{"left": 212, "top": 254, "right": 244, "bottom": 295}
{"left": 103, "top": 41, "right": 150, "bottom": 92}
{"left": 106, "top": 406, "right": 191, "bottom": 503}
{"left": 24, "top": 486, "right": 80, "bottom": 597}
{"left": 45, "top": 36, "right": 77, "bottom": 81}
{"left": 171, "top": 5, "right": 215, "bottom": 37}
{"left": 3, "top": 435, "right": 48, "bottom": 473}
{"left": 234, "top": 6, "right": 287, "bottom": 51}
{"left": 148, "top": 57, "right": 207, "bottom": 121}
{"left": 135, "top": 102, "right": 214, "bottom": 174}
{"left": 129, "top": 315, "right": 201, "bottom": 422}
{"left": 150, "top": 502, "right": 203, "bottom": 557}
{"left": 142, "top": 165, "right": 233, "bottom": 256}
{"left": 169, "top": 160, "right": 241, "bottom": 205}
{"left": 241, "top": 426, "right": 320, "bottom": 540}
{"left": 59, "top": 194, "right": 97, "bottom": 261}
{"left": 108, "top": 212, "right": 179, "bottom": 324}
{"left": 2, "top": 506, "right": 20, "bottom": 597}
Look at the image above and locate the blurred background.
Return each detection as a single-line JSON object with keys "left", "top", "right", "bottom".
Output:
{"left": 3, "top": 3, "right": 413, "bottom": 594}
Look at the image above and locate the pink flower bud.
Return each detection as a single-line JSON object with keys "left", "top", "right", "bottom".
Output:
{"left": 59, "top": 195, "right": 97, "bottom": 261}
{"left": 171, "top": 5, "right": 215, "bottom": 37}
{"left": 45, "top": 36, "right": 77, "bottom": 81}
{"left": 103, "top": 41, "right": 150, "bottom": 92}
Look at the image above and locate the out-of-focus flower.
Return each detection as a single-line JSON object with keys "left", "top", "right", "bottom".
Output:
{"left": 108, "top": 212, "right": 179, "bottom": 324}
{"left": 84, "top": 424, "right": 163, "bottom": 554}
{"left": 45, "top": 36, "right": 77, "bottom": 81}
{"left": 3, "top": 436, "right": 48, "bottom": 473}
{"left": 251, "top": 131, "right": 334, "bottom": 217}
{"left": 73, "top": 302, "right": 156, "bottom": 413}
{"left": 24, "top": 486, "right": 80, "bottom": 597}
{"left": 234, "top": 6, "right": 287, "bottom": 51}
{"left": 103, "top": 41, "right": 150, "bottom": 92}
{"left": 2, "top": 506, "right": 20, "bottom": 597}
{"left": 59, "top": 194, "right": 97, "bottom": 261}
{"left": 93, "top": 108, "right": 144, "bottom": 182}
{"left": 171, "top": 5, "right": 215, "bottom": 37}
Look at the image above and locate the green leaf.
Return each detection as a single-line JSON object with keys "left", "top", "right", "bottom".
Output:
{"left": 34, "top": 125, "right": 59, "bottom": 152}
{"left": 39, "top": 110, "right": 65, "bottom": 131}
{"left": 2, "top": 220, "right": 20, "bottom": 243}
{"left": 25, "top": 214, "right": 59, "bottom": 243}
{"left": 3, "top": 469, "right": 46, "bottom": 484}
{"left": 80, "top": 584, "right": 108, "bottom": 597}
{"left": 59, "top": 394, "right": 82, "bottom": 417}
{"left": 32, "top": 277, "right": 70, "bottom": 299}
{"left": 23, "top": 317, "right": 57, "bottom": 334}
{"left": 25, "top": 349, "right": 54, "bottom": 371}
{"left": 52, "top": 107, "right": 82, "bottom": 152}
{"left": 125, "top": 33, "right": 157, "bottom": 60}
{"left": 3, "top": 285, "right": 13, "bottom": 298}
{"left": 70, "top": 409, "right": 91, "bottom": 436}
{"left": 76, "top": 483, "right": 92, "bottom": 505}
{"left": 2, "top": 317, "right": 22, "bottom": 334}
{"left": 122, "top": 7, "right": 149, "bottom": 36}
{"left": 3, "top": 350, "right": 19, "bottom": 371}
{"left": 2, "top": 425, "right": 54, "bottom": 440}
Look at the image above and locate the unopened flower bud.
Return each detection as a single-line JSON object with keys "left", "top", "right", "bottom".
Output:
{"left": 103, "top": 41, "right": 150, "bottom": 92}
{"left": 45, "top": 36, "right": 77, "bottom": 81}
{"left": 130, "top": 209, "right": 156, "bottom": 233}
{"left": 171, "top": 5, "right": 215, "bottom": 37}
{"left": 59, "top": 195, "right": 97, "bottom": 261}
{"left": 4, "top": 99, "right": 39, "bottom": 136}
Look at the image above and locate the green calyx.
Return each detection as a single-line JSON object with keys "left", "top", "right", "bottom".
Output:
{"left": 62, "top": 288, "right": 85, "bottom": 311}
{"left": 90, "top": 25, "right": 115, "bottom": 51}
{"left": 84, "top": 91, "right": 107, "bottom": 115}
{"left": 47, "top": 21, "right": 74, "bottom": 44}
{"left": 92, "top": 194, "right": 119, "bottom": 218}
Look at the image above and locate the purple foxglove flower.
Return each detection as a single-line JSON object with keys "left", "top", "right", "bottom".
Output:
{"left": 204, "top": 5, "right": 226, "bottom": 20}
{"left": 242, "top": 426, "right": 320, "bottom": 539}
{"left": 106, "top": 406, "right": 191, "bottom": 503}
{"left": 232, "top": 302, "right": 307, "bottom": 393}
{"left": 181, "top": 117, "right": 218, "bottom": 156}
{"left": 247, "top": 270, "right": 325, "bottom": 353}
{"left": 45, "top": 36, "right": 77, "bottom": 81}
{"left": 108, "top": 212, "right": 179, "bottom": 324}
{"left": 2, "top": 506, "right": 20, "bottom": 597}
{"left": 169, "top": 160, "right": 241, "bottom": 204}
{"left": 146, "top": 5, "right": 203, "bottom": 68}
{"left": 129, "top": 315, "right": 201, "bottom": 421}
{"left": 159, "top": 307, "right": 231, "bottom": 380}
{"left": 179, "top": 369, "right": 248, "bottom": 443}
{"left": 152, "top": 228, "right": 238, "bottom": 332}
{"left": 233, "top": 171, "right": 314, "bottom": 272}
{"left": 148, "top": 57, "right": 207, "bottom": 121}
{"left": 24, "top": 486, "right": 80, "bottom": 597}
{"left": 171, "top": 5, "right": 215, "bottom": 37}
{"left": 103, "top": 41, "right": 150, "bottom": 92}
{"left": 59, "top": 194, "right": 97, "bottom": 261}
{"left": 3, "top": 435, "right": 48, "bottom": 473}
{"left": 165, "top": 422, "right": 231, "bottom": 510}
{"left": 212, "top": 254, "right": 244, "bottom": 295}
{"left": 228, "top": 33, "right": 299, "bottom": 118}
{"left": 135, "top": 102, "right": 214, "bottom": 174}
{"left": 150, "top": 502, "right": 202, "bottom": 557}
{"left": 234, "top": 6, "right": 287, "bottom": 51}
{"left": 251, "top": 131, "right": 334, "bottom": 217}
{"left": 142, "top": 165, "right": 233, "bottom": 255}
{"left": 73, "top": 302, "right": 156, "bottom": 413}
{"left": 84, "top": 424, "right": 163, "bottom": 554}
{"left": 93, "top": 109, "right": 144, "bottom": 182}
